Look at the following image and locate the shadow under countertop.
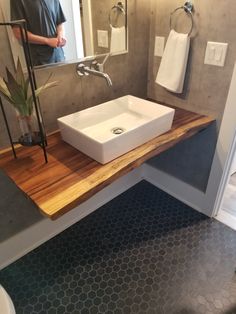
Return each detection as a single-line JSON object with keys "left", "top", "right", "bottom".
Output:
{"left": 0, "top": 169, "right": 44, "bottom": 243}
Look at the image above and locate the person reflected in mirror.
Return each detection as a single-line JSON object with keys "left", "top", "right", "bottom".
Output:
{"left": 10, "top": 0, "right": 66, "bottom": 66}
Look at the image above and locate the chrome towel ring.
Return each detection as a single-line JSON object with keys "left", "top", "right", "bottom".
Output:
{"left": 109, "top": 2, "right": 126, "bottom": 28}
{"left": 169, "top": 1, "right": 194, "bottom": 36}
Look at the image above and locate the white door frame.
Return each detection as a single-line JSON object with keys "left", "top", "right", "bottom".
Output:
{"left": 82, "top": 0, "right": 94, "bottom": 56}
{"left": 213, "top": 131, "right": 236, "bottom": 217}
{"left": 211, "top": 62, "right": 236, "bottom": 217}
{"left": 71, "top": 0, "right": 84, "bottom": 59}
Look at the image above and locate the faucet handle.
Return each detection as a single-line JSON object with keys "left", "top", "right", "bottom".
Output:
{"left": 101, "top": 53, "right": 110, "bottom": 66}
{"left": 77, "top": 63, "right": 89, "bottom": 76}
{"left": 91, "top": 60, "right": 99, "bottom": 71}
{"left": 97, "top": 53, "right": 111, "bottom": 72}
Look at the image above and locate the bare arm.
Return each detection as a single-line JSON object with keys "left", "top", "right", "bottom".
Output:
{"left": 12, "top": 27, "right": 58, "bottom": 48}
{"left": 56, "top": 23, "right": 66, "bottom": 47}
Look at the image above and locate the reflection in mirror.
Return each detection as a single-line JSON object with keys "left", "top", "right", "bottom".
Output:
{"left": 0, "top": 0, "right": 127, "bottom": 68}
{"left": 10, "top": 0, "right": 67, "bottom": 66}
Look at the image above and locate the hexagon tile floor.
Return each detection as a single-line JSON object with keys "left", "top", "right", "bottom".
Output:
{"left": 1, "top": 181, "right": 236, "bottom": 314}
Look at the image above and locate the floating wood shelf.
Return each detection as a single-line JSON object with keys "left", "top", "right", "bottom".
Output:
{"left": 0, "top": 106, "right": 215, "bottom": 220}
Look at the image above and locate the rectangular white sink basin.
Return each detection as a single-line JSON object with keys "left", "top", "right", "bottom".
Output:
{"left": 57, "top": 95, "right": 175, "bottom": 164}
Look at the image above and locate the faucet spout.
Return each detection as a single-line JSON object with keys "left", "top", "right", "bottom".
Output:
{"left": 77, "top": 63, "right": 113, "bottom": 87}
{"left": 84, "top": 67, "right": 113, "bottom": 87}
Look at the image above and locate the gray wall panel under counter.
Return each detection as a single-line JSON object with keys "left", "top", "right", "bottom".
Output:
{"left": 147, "top": 124, "right": 217, "bottom": 192}
{"left": 0, "top": 169, "right": 44, "bottom": 243}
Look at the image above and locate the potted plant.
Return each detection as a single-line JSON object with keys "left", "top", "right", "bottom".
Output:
{"left": 0, "top": 59, "right": 57, "bottom": 146}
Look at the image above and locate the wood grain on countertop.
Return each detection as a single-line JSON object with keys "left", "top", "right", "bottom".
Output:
{"left": 0, "top": 107, "right": 215, "bottom": 219}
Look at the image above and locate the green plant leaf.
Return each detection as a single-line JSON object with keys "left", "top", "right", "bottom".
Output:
{"left": 34, "top": 81, "right": 58, "bottom": 97}
{"left": 5, "top": 68, "right": 26, "bottom": 105}
{"left": 16, "top": 59, "right": 30, "bottom": 99}
{"left": 16, "top": 58, "right": 25, "bottom": 86}
{"left": 26, "top": 97, "right": 34, "bottom": 115}
{"left": 28, "top": 80, "right": 58, "bottom": 110}
{"left": 0, "top": 77, "right": 14, "bottom": 104}
{"left": 0, "top": 60, "right": 58, "bottom": 117}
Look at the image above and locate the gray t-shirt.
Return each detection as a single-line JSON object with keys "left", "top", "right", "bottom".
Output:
{"left": 11, "top": 0, "right": 66, "bottom": 65}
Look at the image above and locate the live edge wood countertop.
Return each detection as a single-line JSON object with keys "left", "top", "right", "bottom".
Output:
{"left": 0, "top": 106, "right": 215, "bottom": 220}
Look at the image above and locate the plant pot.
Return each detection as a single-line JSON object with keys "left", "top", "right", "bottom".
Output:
{"left": 17, "top": 113, "right": 42, "bottom": 146}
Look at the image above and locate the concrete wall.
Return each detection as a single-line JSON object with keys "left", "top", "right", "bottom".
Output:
{"left": 91, "top": 0, "right": 112, "bottom": 55}
{"left": 0, "top": 0, "right": 150, "bottom": 145}
{"left": 0, "top": 8, "right": 18, "bottom": 148}
{"left": 147, "top": 0, "right": 236, "bottom": 191}
{"left": 91, "top": 0, "right": 127, "bottom": 55}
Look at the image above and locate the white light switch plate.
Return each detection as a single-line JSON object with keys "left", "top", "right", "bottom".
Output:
{"left": 204, "top": 41, "right": 228, "bottom": 67}
{"left": 97, "top": 30, "right": 108, "bottom": 48}
{"left": 154, "top": 36, "right": 165, "bottom": 57}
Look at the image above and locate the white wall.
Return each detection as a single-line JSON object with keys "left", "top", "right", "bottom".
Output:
{"left": 231, "top": 147, "right": 236, "bottom": 174}
{"left": 209, "top": 62, "right": 236, "bottom": 215}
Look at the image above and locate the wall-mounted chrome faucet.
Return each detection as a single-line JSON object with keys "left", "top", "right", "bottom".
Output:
{"left": 77, "top": 54, "right": 112, "bottom": 87}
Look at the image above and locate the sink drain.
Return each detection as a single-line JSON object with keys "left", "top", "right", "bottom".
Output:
{"left": 111, "top": 127, "right": 125, "bottom": 135}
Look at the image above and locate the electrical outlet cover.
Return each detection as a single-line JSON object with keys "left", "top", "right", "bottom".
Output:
{"left": 204, "top": 41, "right": 228, "bottom": 67}
{"left": 97, "top": 30, "right": 109, "bottom": 48}
{"left": 154, "top": 36, "right": 165, "bottom": 57}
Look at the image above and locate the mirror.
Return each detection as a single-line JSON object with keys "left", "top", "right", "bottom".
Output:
{"left": 0, "top": 0, "right": 128, "bottom": 68}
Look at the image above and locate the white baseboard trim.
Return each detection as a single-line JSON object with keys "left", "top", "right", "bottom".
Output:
{"left": 0, "top": 168, "right": 142, "bottom": 270}
{"left": 215, "top": 210, "right": 236, "bottom": 231}
{"left": 142, "top": 164, "right": 211, "bottom": 216}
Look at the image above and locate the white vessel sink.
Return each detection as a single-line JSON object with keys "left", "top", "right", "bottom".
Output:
{"left": 57, "top": 95, "right": 175, "bottom": 164}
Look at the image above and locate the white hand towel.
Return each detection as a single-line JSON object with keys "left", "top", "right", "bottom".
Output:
{"left": 110, "top": 26, "right": 126, "bottom": 53}
{"left": 156, "top": 30, "right": 190, "bottom": 94}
